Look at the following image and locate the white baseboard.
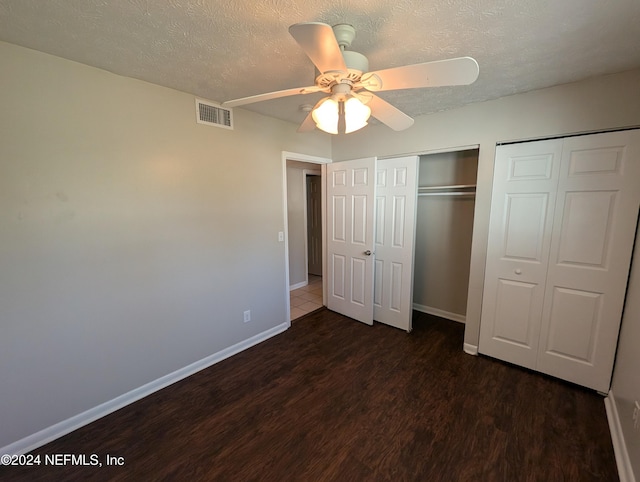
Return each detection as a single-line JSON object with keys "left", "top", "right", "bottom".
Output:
{"left": 290, "top": 280, "right": 308, "bottom": 291}
{"left": 604, "top": 390, "right": 636, "bottom": 482}
{"left": 463, "top": 343, "right": 479, "bottom": 356}
{"left": 0, "top": 321, "right": 290, "bottom": 457}
{"left": 413, "top": 303, "right": 466, "bottom": 324}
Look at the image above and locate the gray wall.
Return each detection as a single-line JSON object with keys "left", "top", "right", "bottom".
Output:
{"left": 0, "top": 41, "right": 330, "bottom": 449}
{"left": 413, "top": 150, "right": 477, "bottom": 318}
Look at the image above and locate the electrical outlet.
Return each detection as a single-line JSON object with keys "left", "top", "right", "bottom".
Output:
{"left": 633, "top": 401, "right": 640, "bottom": 430}
{"left": 243, "top": 310, "right": 251, "bottom": 323}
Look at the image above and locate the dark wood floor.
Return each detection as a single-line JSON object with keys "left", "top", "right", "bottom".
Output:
{"left": 1, "top": 309, "right": 618, "bottom": 481}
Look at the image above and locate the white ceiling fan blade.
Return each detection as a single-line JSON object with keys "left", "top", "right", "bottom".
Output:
{"left": 222, "top": 85, "right": 323, "bottom": 108}
{"left": 289, "top": 22, "right": 347, "bottom": 74}
{"left": 297, "top": 111, "right": 317, "bottom": 133}
{"left": 367, "top": 94, "right": 414, "bottom": 131}
{"left": 297, "top": 98, "right": 327, "bottom": 133}
{"left": 364, "top": 57, "right": 479, "bottom": 92}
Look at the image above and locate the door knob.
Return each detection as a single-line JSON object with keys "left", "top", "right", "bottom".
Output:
{"left": 515, "top": 268, "right": 522, "bottom": 275}
{"left": 364, "top": 250, "right": 372, "bottom": 256}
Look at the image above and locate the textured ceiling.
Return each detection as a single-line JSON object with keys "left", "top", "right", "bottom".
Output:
{"left": 1, "top": 0, "right": 640, "bottom": 129}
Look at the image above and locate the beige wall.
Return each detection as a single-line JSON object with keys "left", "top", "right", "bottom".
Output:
{"left": 332, "top": 67, "right": 640, "bottom": 351}
{"left": 0, "top": 41, "right": 330, "bottom": 449}
{"left": 611, "top": 220, "right": 640, "bottom": 478}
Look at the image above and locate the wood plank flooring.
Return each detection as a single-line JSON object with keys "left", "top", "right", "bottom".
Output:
{"left": 1, "top": 309, "right": 618, "bottom": 481}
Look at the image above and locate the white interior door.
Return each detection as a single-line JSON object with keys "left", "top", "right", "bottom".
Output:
{"left": 373, "top": 156, "right": 419, "bottom": 331}
{"left": 479, "top": 139, "right": 563, "bottom": 369}
{"left": 536, "top": 130, "right": 640, "bottom": 392}
{"left": 326, "top": 157, "right": 376, "bottom": 325}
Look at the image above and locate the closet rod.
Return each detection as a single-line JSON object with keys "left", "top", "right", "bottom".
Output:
{"left": 418, "top": 184, "right": 476, "bottom": 191}
{"left": 418, "top": 192, "right": 476, "bottom": 197}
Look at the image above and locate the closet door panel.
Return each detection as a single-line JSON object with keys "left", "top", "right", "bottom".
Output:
{"left": 479, "top": 139, "right": 563, "bottom": 368}
{"left": 537, "top": 130, "right": 640, "bottom": 392}
{"left": 544, "top": 287, "right": 601, "bottom": 362}
{"left": 389, "top": 262, "right": 404, "bottom": 312}
{"left": 373, "top": 259, "right": 384, "bottom": 307}
{"left": 326, "top": 158, "right": 376, "bottom": 325}
{"left": 492, "top": 279, "right": 540, "bottom": 348}
{"left": 503, "top": 193, "right": 549, "bottom": 263}
{"left": 373, "top": 156, "right": 418, "bottom": 331}
{"left": 555, "top": 191, "right": 616, "bottom": 267}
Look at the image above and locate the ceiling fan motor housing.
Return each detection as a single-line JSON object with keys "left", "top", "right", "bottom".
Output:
{"left": 332, "top": 24, "right": 356, "bottom": 48}
{"left": 330, "top": 82, "right": 352, "bottom": 101}
{"left": 315, "top": 49, "right": 369, "bottom": 89}
{"left": 333, "top": 23, "right": 368, "bottom": 77}
{"left": 342, "top": 50, "right": 369, "bottom": 75}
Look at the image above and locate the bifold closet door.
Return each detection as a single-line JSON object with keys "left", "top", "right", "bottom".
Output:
{"left": 480, "top": 129, "right": 640, "bottom": 392}
{"left": 373, "top": 156, "right": 418, "bottom": 332}
{"left": 536, "top": 130, "right": 640, "bottom": 392}
{"left": 479, "top": 139, "right": 563, "bottom": 369}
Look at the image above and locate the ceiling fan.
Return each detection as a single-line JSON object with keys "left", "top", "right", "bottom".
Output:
{"left": 222, "top": 22, "right": 479, "bottom": 134}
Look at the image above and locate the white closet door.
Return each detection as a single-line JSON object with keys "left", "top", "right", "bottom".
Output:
{"left": 479, "top": 139, "right": 563, "bottom": 369}
{"left": 326, "top": 158, "right": 376, "bottom": 325}
{"left": 537, "top": 130, "right": 640, "bottom": 392}
{"left": 373, "top": 156, "right": 419, "bottom": 332}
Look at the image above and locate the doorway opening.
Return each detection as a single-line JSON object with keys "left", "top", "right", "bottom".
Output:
{"left": 413, "top": 148, "right": 479, "bottom": 323}
{"left": 282, "top": 152, "right": 330, "bottom": 322}
{"left": 289, "top": 173, "right": 323, "bottom": 319}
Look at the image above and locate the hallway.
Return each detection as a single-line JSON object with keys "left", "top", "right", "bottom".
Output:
{"left": 289, "top": 275, "right": 322, "bottom": 320}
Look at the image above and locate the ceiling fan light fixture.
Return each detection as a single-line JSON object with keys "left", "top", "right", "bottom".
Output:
{"left": 344, "top": 96, "right": 371, "bottom": 134}
{"left": 312, "top": 97, "right": 339, "bottom": 134}
{"left": 312, "top": 95, "right": 371, "bottom": 135}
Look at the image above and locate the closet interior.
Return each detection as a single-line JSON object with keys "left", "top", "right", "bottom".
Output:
{"left": 413, "top": 148, "right": 479, "bottom": 323}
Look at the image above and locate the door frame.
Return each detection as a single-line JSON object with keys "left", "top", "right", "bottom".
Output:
{"left": 282, "top": 151, "right": 331, "bottom": 324}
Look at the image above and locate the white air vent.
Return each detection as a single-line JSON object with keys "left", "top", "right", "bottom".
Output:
{"left": 196, "top": 99, "right": 233, "bottom": 129}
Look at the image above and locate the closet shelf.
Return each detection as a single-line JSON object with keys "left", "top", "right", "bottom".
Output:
{"left": 418, "top": 192, "right": 475, "bottom": 197}
{"left": 418, "top": 184, "right": 476, "bottom": 191}
{"left": 418, "top": 184, "right": 476, "bottom": 197}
